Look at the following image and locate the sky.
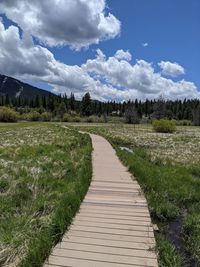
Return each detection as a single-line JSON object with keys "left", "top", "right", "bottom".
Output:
{"left": 0, "top": 0, "right": 199, "bottom": 101}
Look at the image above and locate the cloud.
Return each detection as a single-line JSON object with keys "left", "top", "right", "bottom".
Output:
{"left": 0, "top": 21, "right": 92, "bottom": 89}
{"left": 83, "top": 49, "right": 199, "bottom": 99}
{"left": 0, "top": 0, "right": 121, "bottom": 49}
{"left": 142, "top": 42, "right": 148, "bottom": 47}
{"left": 0, "top": 20, "right": 126, "bottom": 101}
{"left": 158, "top": 60, "right": 185, "bottom": 77}
{"left": 0, "top": 21, "right": 199, "bottom": 101}
{"left": 114, "top": 50, "right": 132, "bottom": 61}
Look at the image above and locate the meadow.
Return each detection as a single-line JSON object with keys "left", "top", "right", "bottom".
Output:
{"left": 73, "top": 123, "right": 200, "bottom": 267}
{"left": 1, "top": 121, "right": 200, "bottom": 267}
{"left": 0, "top": 123, "right": 92, "bottom": 266}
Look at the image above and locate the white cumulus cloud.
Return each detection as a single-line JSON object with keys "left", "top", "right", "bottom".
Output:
{"left": 83, "top": 49, "right": 199, "bottom": 99}
{"left": 114, "top": 50, "right": 132, "bottom": 61}
{"left": 0, "top": 0, "right": 121, "bottom": 49}
{"left": 0, "top": 21, "right": 199, "bottom": 101}
{"left": 158, "top": 60, "right": 185, "bottom": 77}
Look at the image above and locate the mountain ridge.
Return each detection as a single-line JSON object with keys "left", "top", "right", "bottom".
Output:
{"left": 0, "top": 74, "right": 55, "bottom": 99}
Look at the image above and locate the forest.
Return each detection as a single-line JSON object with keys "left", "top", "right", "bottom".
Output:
{"left": 0, "top": 92, "right": 200, "bottom": 125}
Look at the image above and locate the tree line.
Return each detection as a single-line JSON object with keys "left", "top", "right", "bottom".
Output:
{"left": 0, "top": 93, "right": 200, "bottom": 125}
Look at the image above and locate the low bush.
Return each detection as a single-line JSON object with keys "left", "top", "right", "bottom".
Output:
{"left": 62, "top": 113, "right": 71, "bottom": 122}
{"left": 153, "top": 119, "right": 176, "bottom": 133}
{"left": 140, "top": 116, "right": 151, "bottom": 124}
{"left": 0, "top": 107, "right": 18, "bottom": 122}
{"left": 175, "top": 120, "right": 192, "bottom": 126}
{"left": 62, "top": 113, "right": 81, "bottom": 122}
{"left": 86, "top": 116, "right": 94, "bottom": 123}
{"left": 70, "top": 116, "right": 81, "bottom": 122}
{"left": 26, "top": 111, "right": 41, "bottom": 121}
{"left": 84, "top": 115, "right": 111, "bottom": 123}
{"left": 41, "top": 112, "right": 52, "bottom": 121}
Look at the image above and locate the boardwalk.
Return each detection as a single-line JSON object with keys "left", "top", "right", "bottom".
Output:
{"left": 44, "top": 134, "right": 158, "bottom": 267}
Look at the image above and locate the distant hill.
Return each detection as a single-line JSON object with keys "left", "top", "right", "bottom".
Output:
{"left": 0, "top": 74, "right": 55, "bottom": 99}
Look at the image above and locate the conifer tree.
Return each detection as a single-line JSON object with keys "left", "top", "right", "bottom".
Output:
{"left": 81, "top": 92, "right": 92, "bottom": 116}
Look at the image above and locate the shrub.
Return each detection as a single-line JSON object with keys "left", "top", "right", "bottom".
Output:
{"left": 152, "top": 119, "right": 176, "bottom": 133}
{"left": 62, "top": 113, "right": 71, "bottom": 122}
{"left": 176, "top": 120, "right": 192, "bottom": 126}
{"left": 71, "top": 116, "right": 81, "bottom": 122}
{"left": 140, "top": 116, "right": 151, "bottom": 124}
{"left": 62, "top": 113, "right": 81, "bottom": 122}
{"left": 85, "top": 115, "right": 108, "bottom": 123}
{"left": 86, "top": 116, "right": 95, "bottom": 123}
{"left": 41, "top": 112, "right": 52, "bottom": 121}
{"left": 0, "top": 107, "right": 18, "bottom": 122}
{"left": 26, "top": 111, "right": 41, "bottom": 121}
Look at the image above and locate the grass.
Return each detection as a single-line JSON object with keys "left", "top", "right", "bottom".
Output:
{"left": 0, "top": 122, "right": 92, "bottom": 266}
{"left": 72, "top": 123, "right": 200, "bottom": 165}
{"left": 72, "top": 123, "right": 200, "bottom": 267}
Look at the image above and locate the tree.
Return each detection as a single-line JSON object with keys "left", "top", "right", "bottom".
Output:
{"left": 125, "top": 105, "right": 139, "bottom": 124}
{"left": 152, "top": 96, "right": 166, "bottom": 120}
{"left": 81, "top": 92, "right": 92, "bottom": 116}
{"left": 57, "top": 101, "right": 67, "bottom": 119}
{"left": 69, "top": 93, "right": 75, "bottom": 111}
{"left": 193, "top": 105, "right": 200, "bottom": 126}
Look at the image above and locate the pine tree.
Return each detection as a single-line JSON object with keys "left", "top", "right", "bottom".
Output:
{"left": 69, "top": 93, "right": 75, "bottom": 111}
{"left": 152, "top": 96, "right": 166, "bottom": 120}
{"left": 81, "top": 92, "right": 92, "bottom": 116}
{"left": 193, "top": 105, "right": 200, "bottom": 126}
{"left": 57, "top": 101, "right": 67, "bottom": 119}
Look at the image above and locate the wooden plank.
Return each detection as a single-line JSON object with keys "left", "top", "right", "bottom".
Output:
{"left": 77, "top": 213, "right": 151, "bottom": 222}
{"left": 89, "top": 186, "right": 141, "bottom": 192}
{"left": 88, "top": 189, "right": 140, "bottom": 195}
{"left": 57, "top": 242, "right": 156, "bottom": 259}
{"left": 51, "top": 249, "right": 158, "bottom": 266}
{"left": 69, "top": 225, "right": 154, "bottom": 238}
{"left": 91, "top": 182, "right": 139, "bottom": 188}
{"left": 80, "top": 204, "right": 150, "bottom": 213}
{"left": 61, "top": 236, "right": 154, "bottom": 250}
{"left": 65, "top": 230, "right": 155, "bottom": 243}
{"left": 73, "top": 220, "right": 153, "bottom": 232}
{"left": 75, "top": 216, "right": 151, "bottom": 226}
{"left": 83, "top": 200, "right": 147, "bottom": 207}
{"left": 85, "top": 195, "right": 146, "bottom": 202}
{"left": 46, "top": 255, "right": 150, "bottom": 267}
{"left": 79, "top": 206, "right": 150, "bottom": 215}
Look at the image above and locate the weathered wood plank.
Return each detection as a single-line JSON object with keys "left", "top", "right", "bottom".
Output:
{"left": 56, "top": 242, "right": 156, "bottom": 258}
{"left": 61, "top": 235, "right": 155, "bottom": 250}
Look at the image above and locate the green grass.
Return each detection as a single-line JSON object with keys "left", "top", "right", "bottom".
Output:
{"left": 73, "top": 123, "right": 200, "bottom": 267}
{"left": 0, "top": 123, "right": 92, "bottom": 266}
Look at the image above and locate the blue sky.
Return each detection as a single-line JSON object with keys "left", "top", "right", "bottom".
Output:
{"left": 0, "top": 0, "right": 199, "bottom": 100}
{"left": 53, "top": 0, "right": 200, "bottom": 87}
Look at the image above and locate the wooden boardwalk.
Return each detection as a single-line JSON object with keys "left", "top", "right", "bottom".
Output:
{"left": 44, "top": 134, "right": 158, "bottom": 267}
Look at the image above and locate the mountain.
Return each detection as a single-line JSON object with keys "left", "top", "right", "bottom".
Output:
{"left": 0, "top": 74, "right": 55, "bottom": 99}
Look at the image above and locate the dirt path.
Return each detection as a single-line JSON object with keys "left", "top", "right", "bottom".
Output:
{"left": 44, "top": 134, "right": 158, "bottom": 267}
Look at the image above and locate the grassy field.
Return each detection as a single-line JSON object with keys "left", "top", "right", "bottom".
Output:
{"left": 73, "top": 123, "right": 200, "bottom": 267}
{"left": 0, "top": 122, "right": 92, "bottom": 266}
